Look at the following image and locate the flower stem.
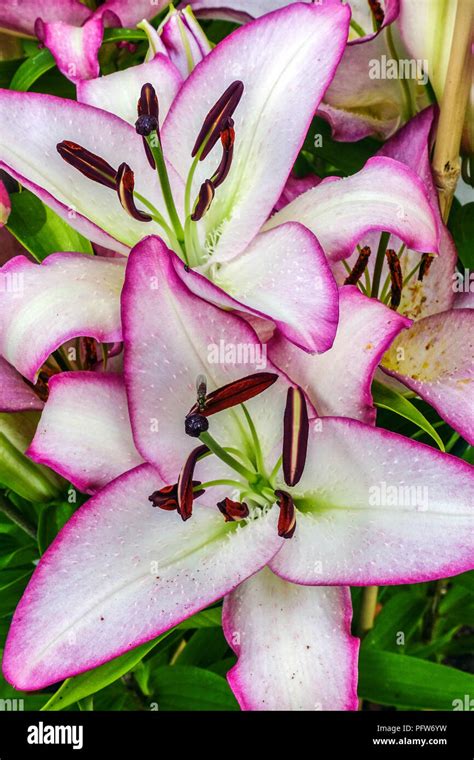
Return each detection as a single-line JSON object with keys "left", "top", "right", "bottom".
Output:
{"left": 432, "top": 0, "right": 473, "bottom": 222}
{"left": 357, "top": 585, "right": 379, "bottom": 637}
{"left": 199, "top": 431, "right": 258, "bottom": 484}
{"left": 146, "top": 136, "right": 185, "bottom": 243}
{"left": 370, "top": 231, "right": 390, "bottom": 299}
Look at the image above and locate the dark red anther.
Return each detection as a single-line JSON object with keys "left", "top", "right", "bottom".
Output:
{"left": 217, "top": 497, "right": 249, "bottom": 522}
{"left": 418, "top": 253, "right": 434, "bottom": 282}
{"left": 187, "top": 372, "right": 278, "bottom": 418}
{"left": 368, "top": 0, "right": 385, "bottom": 28}
{"left": 135, "top": 83, "right": 159, "bottom": 168}
{"left": 57, "top": 141, "right": 117, "bottom": 189}
{"left": 192, "top": 81, "right": 244, "bottom": 160}
{"left": 177, "top": 444, "right": 209, "bottom": 521}
{"left": 282, "top": 386, "right": 309, "bottom": 488}
{"left": 116, "top": 162, "right": 152, "bottom": 222}
{"left": 385, "top": 248, "right": 403, "bottom": 309}
{"left": 211, "top": 123, "right": 235, "bottom": 188}
{"left": 191, "top": 179, "right": 215, "bottom": 221}
{"left": 274, "top": 490, "right": 296, "bottom": 539}
{"left": 344, "top": 246, "right": 371, "bottom": 286}
{"left": 149, "top": 480, "right": 205, "bottom": 511}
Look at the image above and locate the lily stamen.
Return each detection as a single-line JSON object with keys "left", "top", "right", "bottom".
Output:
{"left": 275, "top": 489, "right": 297, "bottom": 539}
{"left": 385, "top": 247, "right": 403, "bottom": 309}
{"left": 344, "top": 245, "right": 371, "bottom": 286}
{"left": 56, "top": 141, "right": 117, "bottom": 189}
{"left": 192, "top": 80, "right": 244, "bottom": 160}
{"left": 217, "top": 497, "right": 249, "bottom": 522}
{"left": 177, "top": 444, "right": 209, "bottom": 521}
{"left": 283, "top": 386, "right": 309, "bottom": 487}
{"left": 116, "top": 163, "right": 152, "bottom": 222}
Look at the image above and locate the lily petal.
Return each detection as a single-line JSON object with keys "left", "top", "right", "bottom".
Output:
{"left": 270, "top": 418, "right": 474, "bottom": 585}
{"left": 162, "top": 2, "right": 350, "bottom": 262}
{"left": 223, "top": 568, "right": 358, "bottom": 710}
{"left": 35, "top": 15, "right": 104, "bottom": 83}
{"left": 0, "top": 0, "right": 89, "bottom": 37}
{"left": 268, "top": 286, "right": 410, "bottom": 424}
{"left": 187, "top": 223, "right": 339, "bottom": 353}
{"left": 2, "top": 464, "right": 283, "bottom": 691}
{"left": 122, "top": 235, "right": 280, "bottom": 479}
{"left": 99, "top": 0, "right": 168, "bottom": 27}
{"left": 382, "top": 309, "right": 474, "bottom": 446}
{"left": 0, "top": 357, "right": 43, "bottom": 412}
{"left": 0, "top": 90, "right": 174, "bottom": 253}
{"left": 77, "top": 55, "right": 182, "bottom": 126}
{"left": 0, "top": 253, "right": 125, "bottom": 382}
{"left": 265, "top": 156, "right": 439, "bottom": 261}
{"left": 27, "top": 372, "right": 143, "bottom": 493}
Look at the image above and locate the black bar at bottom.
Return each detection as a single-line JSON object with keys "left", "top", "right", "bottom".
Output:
{"left": 0, "top": 710, "right": 472, "bottom": 757}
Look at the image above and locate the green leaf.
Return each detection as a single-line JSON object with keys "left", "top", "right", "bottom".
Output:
{"left": 0, "top": 571, "right": 32, "bottom": 617}
{"left": 174, "top": 628, "right": 229, "bottom": 667}
{"left": 363, "top": 591, "right": 426, "bottom": 652}
{"left": 41, "top": 632, "right": 171, "bottom": 711}
{"left": 7, "top": 190, "right": 93, "bottom": 262}
{"left": 178, "top": 607, "right": 222, "bottom": 629}
{"left": 103, "top": 29, "right": 147, "bottom": 43}
{"left": 0, "top": 59, "right": 24, "bottom": 88}
{"left": 0, "top": 544, "right": 36, "bottom": 571}
{"left": 9, "top": 49, "right": 56, "bottom": 92}
{"left": 37, "top": 502, "right": 76, "bottom": 555}
{"left": 150, "top": 666, "right": 239, "bottom": 711}
{"left": 359, "top": 649, "right": 474, "bottom": 709}
{"left": 372, "top": 381, "right": 445, "bottom": 451}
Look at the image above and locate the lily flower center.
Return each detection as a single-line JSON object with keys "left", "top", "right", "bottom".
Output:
{"left": 149, "top": 374, "right": 309, "bottom": 541}
{"left": 57, "top": 80, "right": 244, "bottom": 270}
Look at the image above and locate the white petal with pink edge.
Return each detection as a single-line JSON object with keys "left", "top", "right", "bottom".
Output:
{"left": 268, "top": 286, "right": 411, "bottom": 425}
{"left": 162, "top": 3, "right": 350, "bottom": 262}
{"left": 0, "top": 90, "right": 173, "bottom": 253}
{"left": 77, "top": 55, "right": 182, "bottom": 126}
{"left": 0, "top": 357, "right": 43, "bottom": 412}
{"left": 0, "top": 253, "right": 125, "bottom": 382}
{"left": 2, "top": 464, "right": 283, "bottom": 691}
{"left": 203, "top": 222, "right": 339, "bottom": 353}
{"left": 382, "top": 309, "right": 474, "bottom": 445}
{"left": 223, "top": 568, "right": 359, "bottom": 710}
{"left": 270, "top": 417, "right": 474, "bottom": 585}
{"left": 35, "top": 15, "right": 104, "bottom": 82}
{"left": 122, "top": 235, "right": 282, "bottom": 479}
{"left": 27, "top": 372, "right": 142, "bottom": 493}
{"left": 264, "top": 157, "right": 439, "bottom": 261}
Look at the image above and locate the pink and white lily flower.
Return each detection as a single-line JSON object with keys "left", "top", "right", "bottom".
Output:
{"left": 328, "top": 108, "right": 474, "bottom": 444}
{"left": 0, "top": 5, "right": 439, "bottom": 379}
{"left": 0, "top": 0, "right": 169, "bottom": 83}
{"left": 4, "top": 235, "right": 474, "bottom": 711}
{"left": 186, "top": 0, "right": 431, "bottom": 141}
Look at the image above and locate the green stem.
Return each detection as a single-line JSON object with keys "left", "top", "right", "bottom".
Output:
{"left": 147, "top": 136, "right": 185, "bottom": 243}
{"left": 240, "top": 403, "right": 266, "bottom": 475}
{"left": 385, "top": 25, "right": 415, "bottom": 121}
{"left": 0, "top": 494, "right": 37, "bottom": 540}
{"left": 194, "top": 479, "right": 245, "bottom": 491}
{"left": 199, "top": 431, "right": 258, "bottom": 484}
{"left": 357, "top": 585, "right": 379, "bottom": 637}
{"left": 370, "top": 231, "right": 390, "bottom": 299}
{"left": 268, "top": 455, "right": 282, "bottom": 486}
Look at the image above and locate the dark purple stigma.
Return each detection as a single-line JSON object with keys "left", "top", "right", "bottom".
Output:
{"left": 135, "top": 114, "right": 159, "bottom": 136}
{"left": 185, "top": 413, "right": 209, "bottom": 438}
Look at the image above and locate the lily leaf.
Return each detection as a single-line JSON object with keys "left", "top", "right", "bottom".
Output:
{"left": 6, "top": 190, "right": 93, "bottom": 262}
{"left": 149, "top": 666, "right": 239, "bottom": 711}
{"left": 9, "top": 49, "right": 56, "bottom": 92}
{"left": 359, "top": 649, "right": 474, "bottom": 709}
{"left": 372, "top": 380, "right": 445, "bottom": 451}
{"left": 41, "top": 632, "right": 171, "bottom": 711}
{"left": 363, "top": 591, "right": 427, "bottom": 652}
